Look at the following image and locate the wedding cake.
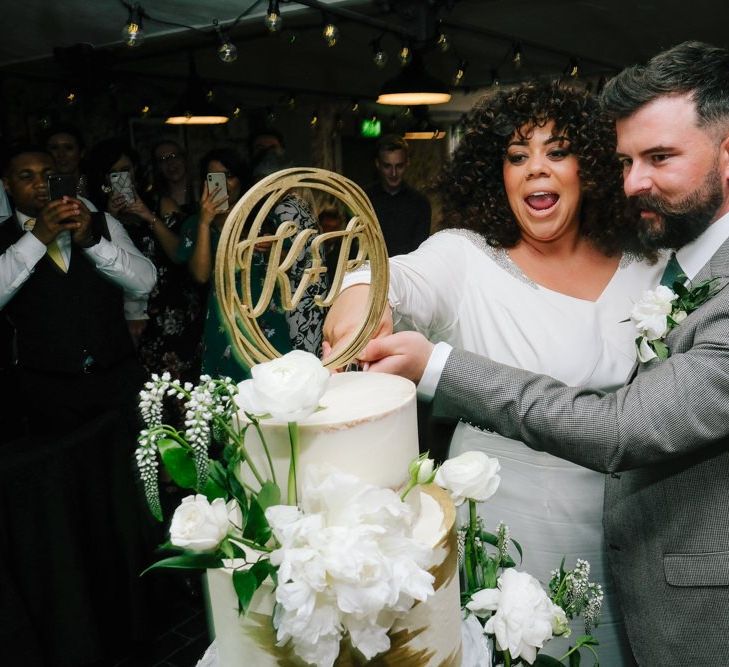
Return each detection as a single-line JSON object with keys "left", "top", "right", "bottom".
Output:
{"left": 206, "top": 372, "right": 462, "bottom": 666}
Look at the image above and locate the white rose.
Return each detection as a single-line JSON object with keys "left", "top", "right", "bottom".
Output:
{"left": 468, "top": 569, "right": 561, "bottom": 664}
{"left": 236, "top": 350, "right": 330, "bottom": 422}
{"left": 435, "top": 451, "right": 501, "bottom": 506}
{"left": 630, "top": 286, "right": 677, "bottom": 340}
{"left": 408, "top": 455, "right": 435, "bottom": 485}
{"left": 169, "top": 494, "right": 231, "bottom": 552}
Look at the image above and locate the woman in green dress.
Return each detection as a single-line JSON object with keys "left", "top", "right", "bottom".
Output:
{"left": 177, "top": 148, "right": 290, "bottom": 381}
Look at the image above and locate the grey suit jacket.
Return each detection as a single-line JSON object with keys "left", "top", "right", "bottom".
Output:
{"left": 433, "top": 238, "right": 729, "bottom": 666}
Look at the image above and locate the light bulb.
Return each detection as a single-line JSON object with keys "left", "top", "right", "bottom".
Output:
{"left": 373, "top": 49, "right": 388, "bottom": 68}
{"left": 323, "top": 23, "right": 339, "bottom": 47}
{"left": 217, "top": 40, "right": 238, "bottom": 63}
{"left": 452, "top": 68, "right": 465, "bottom": 87}
{"left": 265, "top": 0, "right": 282, "bottom": 32}
{"left": 398, "top": 45, "right": 411, "bottom": 66}
{"left": 265, "top": 11, "right": 282, "bottom": 32}
{"left": 436, "top": 32, "right": 449, "bottom": 53}
{"left": 122, "top": 22, "right": 144, "bottom": 47}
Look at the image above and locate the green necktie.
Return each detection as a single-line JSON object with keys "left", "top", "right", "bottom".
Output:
{"left": 660, "top": 252, "right": 684, "bottom": 288}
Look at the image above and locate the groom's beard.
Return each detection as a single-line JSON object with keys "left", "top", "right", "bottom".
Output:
{"left": 629, "top": 167, "right": 723, "bottom": 251}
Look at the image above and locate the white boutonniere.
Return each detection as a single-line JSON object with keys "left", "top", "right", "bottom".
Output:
{"left": 630, "top": 278, "right": 719, "bottom": 362}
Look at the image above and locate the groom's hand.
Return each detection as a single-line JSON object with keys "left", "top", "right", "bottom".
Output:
{"left": 357, "top": 331, "right": 434, "bottom": 383}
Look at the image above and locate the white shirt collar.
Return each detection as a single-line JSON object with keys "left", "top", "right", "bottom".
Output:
{"left": 675, "top": 210, "right": 729, "bottom": 280}
{"left": 15, "top": 209, "right": 34, "bottom": 230}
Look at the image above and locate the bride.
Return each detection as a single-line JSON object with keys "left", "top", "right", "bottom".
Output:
{"left": 324, "top": 81, "right": 666, "bottom": 664}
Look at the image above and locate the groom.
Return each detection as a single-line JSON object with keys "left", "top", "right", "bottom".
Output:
{"left": 358, "top": 41, "right": 729, "bottom": 665}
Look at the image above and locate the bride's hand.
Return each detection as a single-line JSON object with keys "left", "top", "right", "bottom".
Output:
{"left": 357, "top": 332, "right": 434, "bottom": 383}
{"left": 322, "top": 284, "right": 393, "bottom": 369}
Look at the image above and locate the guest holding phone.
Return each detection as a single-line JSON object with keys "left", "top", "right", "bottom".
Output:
{"left": 85, "top": 138, "right": 206, "bottom": 389}
{"left": 0, "top": 145, "right": 156, "bottom": 434}
{"left": 177, "top": 148, "right": 291, "bottom": 381}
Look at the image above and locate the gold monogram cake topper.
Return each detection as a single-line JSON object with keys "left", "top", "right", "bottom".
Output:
{"left": 215, "top": 167, "right": 389, "bottom": 370}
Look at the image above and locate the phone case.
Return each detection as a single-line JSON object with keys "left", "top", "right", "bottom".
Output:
{"left": 47, "top": 174, "right": 77, "bottom": 201}
{"left": 207, "top": 172, "right": 229, "bottom": 212}
{"left": 109, "top": 171, "right": 135, "bottom": 205}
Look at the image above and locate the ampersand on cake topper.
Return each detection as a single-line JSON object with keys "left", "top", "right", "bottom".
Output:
{"left": 215, "top": 167, "right": 389, "bottom": 370}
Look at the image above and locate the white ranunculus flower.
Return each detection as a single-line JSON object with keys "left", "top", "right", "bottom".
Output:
{"left": 169, "top": 494, "right": 231, "bottom": 552}
{"left": 236, "top": 350, "right": 330, "bottom": 422}
{"left": 630, "top": 285, "right": 677, "bottom": 340}
{"left": 461, "top": 613, "right": 493, "bottom": 667}
{"left": 467, "top": 569, "right": 564, "bottom": 664}
{"left": 435, "top": 451, "right": 501, "bottom": 506}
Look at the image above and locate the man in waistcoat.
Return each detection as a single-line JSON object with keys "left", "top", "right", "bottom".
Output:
{"left": 0, "top": 146, "right": 156, "bottom": 434}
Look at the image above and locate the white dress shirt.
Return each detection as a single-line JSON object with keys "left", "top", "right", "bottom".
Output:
{"left": 0, "top": 207, "right": 156, "bottom": 310}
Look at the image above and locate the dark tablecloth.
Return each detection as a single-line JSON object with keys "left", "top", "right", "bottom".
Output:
{"left": 0, "top": 410, "right": 157, "bottom": 666}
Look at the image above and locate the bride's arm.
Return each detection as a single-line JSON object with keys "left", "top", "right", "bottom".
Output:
{"left": 323, "top": 231, "right": 462, "bottom": 362}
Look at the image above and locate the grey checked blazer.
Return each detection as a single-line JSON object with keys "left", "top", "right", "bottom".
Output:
{"left": 433, "top": 238, "right": 729, "bottom": 666}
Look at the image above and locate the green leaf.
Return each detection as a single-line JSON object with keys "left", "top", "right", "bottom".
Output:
{"left": 653, "top": 339, "right": 669, "bottom": 359}
{"left": 243, "top": 496, "right": 272, "bottom": 545}
{"left": 157, "top": 439, "right": 197, "bottom": 489}
{"left": 142, "top": 553, "right": 223, "bottom": 575}
{"left": 250, "top": 558, "right": 275, "bottom": 586}
{"left": 511, "top": 538, "right": 524, "bottom": 563}
{"left": 202, "top": 476, "right": 228, "bottom": 502}
{"left": 232, "top": 569, "right": 260, "bottom": 615}
{"left": 479, "top": 530, "right": 499, "bottom": 547}
{"left": 569, "top": 649, "right": 581, "bottom": 667}
{"left": 533, "top": 654, "right": 567, "bottom": 666}
{"left": 256, "top": 481, "right": 281, "bottom": 511}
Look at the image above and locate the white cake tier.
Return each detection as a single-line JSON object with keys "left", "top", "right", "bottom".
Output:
{"left": 236, "top": 372, "right": 419, "bottom": 497}
{"left": 206, "top": 485, "right": 462, "bottom": 666}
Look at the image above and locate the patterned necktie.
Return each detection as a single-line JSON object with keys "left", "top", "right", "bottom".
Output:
{"left": 660, "top": 252, "right": 683, "bottom": 288}
{"left": 24, "top": 218, "right": 68, "bottom": 273}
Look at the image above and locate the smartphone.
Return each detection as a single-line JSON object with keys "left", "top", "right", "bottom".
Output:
{"left": 207, "top": 172, "right": 229, "bottom": 212}
{"left": 109, "top": 171, "right": 135, "bottom": 205}
{"left": 47, "top": 174, "right": 77, "bottom": 201}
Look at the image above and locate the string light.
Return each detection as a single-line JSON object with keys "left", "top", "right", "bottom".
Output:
{"left": 490, "top": 68, "right": 500, "bottom": 87}
{"left": 371, "top": 36, "right": 388, "bottom": 69}
{"left": 512, "top": 43, "right": 522, "bottom": 69}
{"left": 232, "top": 106, "right": 242, "bottom": 119}
{"left": 122, "top": 3, "right": 145, "bottom": 47}
{"left": 568, "top": 57, "right": 580, "bottom": 78}
{"left": 350, "top": 99, "right": 360, "bottom": 113}
{"left": 398, "top": 44, "right": 412, "bottom": 66}
{"left": 140, "top": 104, "right": 151, "bottom": 117}
{"left": 436, "top": 29, "right": 450, "bottom": 53}
{"left": 213, "top": 20, "right": 238, "bottom": 64}
{"left": 310, "top": 110, "right": 319, "bottom": 128}
{"left": 264, "top": 0, "right": 282, "bottom": 33}
{"left": 322, "top": 20, "right": 339, "bottom": 47}
{"left": 452, "top": 60, "right": 467, "bottom": 86}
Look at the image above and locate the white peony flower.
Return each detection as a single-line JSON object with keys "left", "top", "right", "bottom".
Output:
{"left": 265, "top": 468, "right": 435, "bottom": 667}
{"left": 235, "top": 350, "right": 330, "bottom": 422}
{"left": 435, "top": 451, "right": 501, "bottom": 506}
{"left": 169, "top": 494, "right": 231, "bottom": 552}
{"left": 630, "top": 285, "right": 677, "bottom": 341}
{"left": 467, "top": 569, "right": 565, "bottom": 664}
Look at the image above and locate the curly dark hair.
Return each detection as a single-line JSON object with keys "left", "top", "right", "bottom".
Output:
{"left": 440, "top": 80, "right": 645, "bottom": 257}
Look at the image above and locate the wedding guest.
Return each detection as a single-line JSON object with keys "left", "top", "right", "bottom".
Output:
{"left": 251, "top": 148, "right": 329, "bottom": 355}
{"left": 43, "top": 123, "right": 87, "bottom": 196}
{"left": 248, "top": 127, "right": 285, "bottom": 161}
{"left": 325, "top": 81, "right": 666, "bottom": 663}
{"left": 151, "top": 139, "right": 195, "bottom": 218}
{"left": 177, "top": 148, "right": 290, "bottom": 380}
{"left": 0, "top": 146, "right": 156, "bottom": 434}
{"left": 352, "top": 41, "right": 729, "bottom": 666}
{"left": 365, "top": 134, "right": 431, "bottom": 257}
{"left": 85, "top": 138, "right": 206, "bottom": 385}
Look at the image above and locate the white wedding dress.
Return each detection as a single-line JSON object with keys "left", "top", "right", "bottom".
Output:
{"left": 343, "top": 229, "right": 667, "bottom": 665}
